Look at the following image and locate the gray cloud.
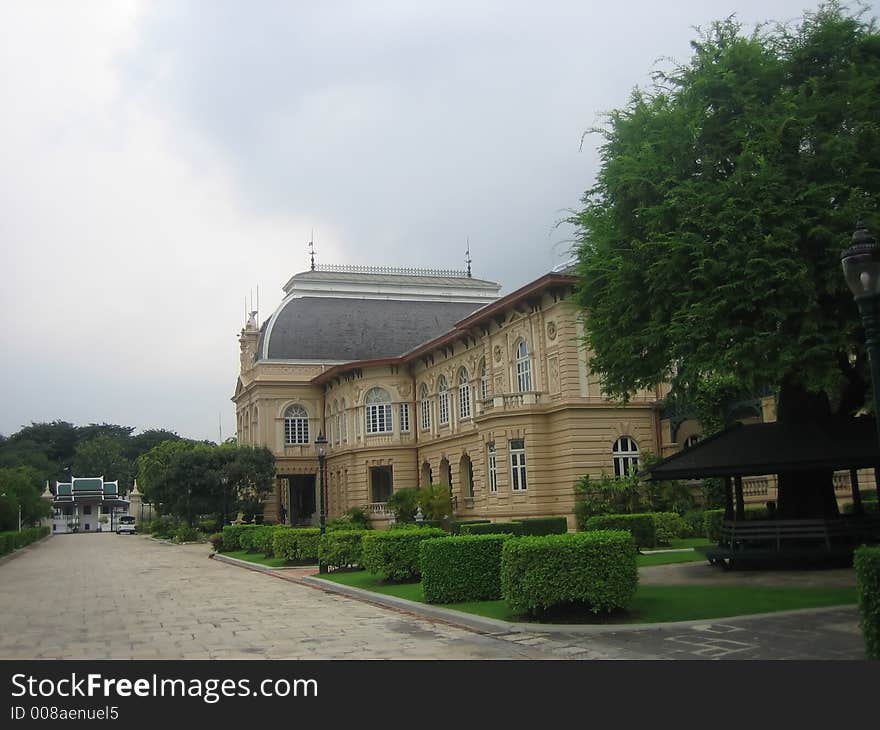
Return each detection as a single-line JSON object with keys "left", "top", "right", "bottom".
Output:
{"left": 1, "top": 0, "right": 861, "bottom": 441}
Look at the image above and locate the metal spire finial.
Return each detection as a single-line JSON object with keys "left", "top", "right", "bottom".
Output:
{"left": 309, "top": 231, "right": 316, "bottom": 271}
{"left": 465, "top": 237, "right": 472, "bottom": 278}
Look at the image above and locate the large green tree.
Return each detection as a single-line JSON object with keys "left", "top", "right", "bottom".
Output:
{"left": 72, "top": 434, "right": 133, "bottom": 489}
{"left": 135, "top": 439, "right": 203, "bottom": 502}
{"left": 0, "top": 467, "right": 51, "bottom": 530}
{"left": 143, "top": 442, "right": 274, "bottom": 525}
{"left": 572, "top": 4, "right": 880, "bottom": 517}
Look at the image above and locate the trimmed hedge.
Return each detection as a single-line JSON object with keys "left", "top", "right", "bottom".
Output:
{"left": 238, "top": 525, "right": 265, "bottom": 552}
{"left": 173, "top": 526, "right": 201, "bottom": 543}
{"left": 501, "top": 530, "right": 638, "bottom": 616}
{"left": 681, "top": 510, "right": 705, "bottom": 538}
{"left": 273, "top": 527, "right": 321, "bottom": 563}
{"left": 703, "top": 510, "right": 724, "bottom": 543}
{"left": 360, "top": 527, "right": 446, "bottom": 580}
{"left": 583, "top": 514, "right": 655, "bottom": 548}
{"left": 450, "top": 519, "right": 491, "bottom": 535}
{"left": 460, "top": 522, "right": 525, "bottom": 536}
{"left": 458, "top": 518, "right": 568, "bottom": 536}
{"left": 855, "top": 545, "right": 880, "bottom": 660}
{"left": 220, "top": 524, "right": 260, "bottom": 552}
{"left": 652, "top": 512, "right": 685, "bottom": 545}
{"left": 515, "top": 516, "right": 569, "bottom": 536}
{"left": 319, "top": 530, "right": 367, "bottom": 569}
{"left": 0, "top": 527, "right": 50, "bottom": 556}
{"left": 420, "top": 534, "right": 512, "bottom": 603}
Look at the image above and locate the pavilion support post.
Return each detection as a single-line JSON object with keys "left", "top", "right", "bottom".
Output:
{"left": 734, "top": 476, "right": 745, "bottom": 520}
{"left": 850, "top": 469, "right": 864, "bottom": 516}
{"left": 723, "top": 477, "right": 734, "bottom": 521}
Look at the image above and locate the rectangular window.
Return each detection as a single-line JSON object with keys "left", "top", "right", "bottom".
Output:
{"left": 510, "top": 439, "right": 527, "bottom": 492}
{"left": 83, "top": 505, "right": 92, "bottom": 515}
{"left": 366, "top": 403, "right": 392, "bottom": 434}
{"left": 420, "top": 399, "right": 431, "bottom": 431}
{"left": 438, "top": 392, "right": 449, "bottom": 425}
{"left": 487, "top": 442, "right": 498, "bottom": 493}
{"left": 459, "top": 383, "right": 471, "bottom": 419}
{"left": 284, "top": 418, "right": 309, "bottom": 445}
{"left": 399, "top": 403, "right": 410, "bottom": 433}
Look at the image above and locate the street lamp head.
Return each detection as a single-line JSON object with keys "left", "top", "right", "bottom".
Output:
{"left": 841, "top": 223, "right": 880, "bottom": 299}
{"left": 314, "top": 432, "right": 327, "bottom": 459}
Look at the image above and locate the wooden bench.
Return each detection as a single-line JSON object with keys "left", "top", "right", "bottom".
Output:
{"left": 699, "top": 516, "right": 880, "bottom": 568}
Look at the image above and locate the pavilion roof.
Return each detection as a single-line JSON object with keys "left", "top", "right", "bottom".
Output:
{"left": 644, "top": 417, "right": 880, "bottom": 481}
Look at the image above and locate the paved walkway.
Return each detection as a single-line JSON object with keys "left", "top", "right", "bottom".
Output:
{"left": 0, "top": 535, "right": 866, "bottom": 659}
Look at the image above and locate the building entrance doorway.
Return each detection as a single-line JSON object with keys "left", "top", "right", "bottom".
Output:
{"left": 287, "top": 475, "right": 317, "bottom": 526}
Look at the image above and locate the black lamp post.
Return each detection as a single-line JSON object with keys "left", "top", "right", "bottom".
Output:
{"left": 842, "top": 223, "right": 880, "bottom": 446}
{"left": 315, "top": 432, "right": 328, "bottom": 573}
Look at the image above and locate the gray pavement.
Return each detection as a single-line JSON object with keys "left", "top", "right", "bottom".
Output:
{"left": 0, "top": 534, "right": 867, "bottom": 659}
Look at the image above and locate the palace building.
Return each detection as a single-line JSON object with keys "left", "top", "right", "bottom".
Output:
{"left": 234, "top": 262, "right": 682, "bottom": 529}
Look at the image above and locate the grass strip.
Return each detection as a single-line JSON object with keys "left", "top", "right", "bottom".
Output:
{"left": 220, "top": 550, "right": 295, "bottom": 569}
{"left": 317, "top": 570, "right": 856, "bottom": 624}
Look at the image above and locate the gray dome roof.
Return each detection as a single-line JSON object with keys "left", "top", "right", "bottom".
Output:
{"left": 258, "top": 297, "right": 486, "bottom": 362}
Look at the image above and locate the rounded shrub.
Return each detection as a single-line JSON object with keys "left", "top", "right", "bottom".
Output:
{"left": 173, "top": 526, "right": 201, "bottom": 544}
{"left": 855, "top": 545, "right": 880, "bottom": 660}
{"left": 319, "top": 530, "right": 367, "bottom": 569}
{"left": 420, "top": 534, "right": 512, "bottom": 603}
{"left": 360, "top": 527, "right": 447, "bottom": 581}
{"left": 272, "top": 527, "right": 321, "bottom": 563}
{"left": 219, "top": 524, "right": 259, "bottom": 552}
{"left": 652, "top": 512, "right": 685, "bottom": 545}
{"left": 501, "top": 530, "right": 638, "bottom": 616}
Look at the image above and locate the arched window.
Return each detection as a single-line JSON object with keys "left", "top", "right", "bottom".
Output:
{"left": 284, "top": 404, "right": 309, "bottom": 445}
{"left": 460, "top": 454, "right": 475, "bottom": 498}
{"left": 365, "top": 387, "right": 392, "bottom": 434}
{"left": 612, "top": 436, "right": 640, "bottom": 477}
{"left": 419, "top": 384, "right": 431, "bottom": 431}
{"left": 683, "top": 434, "right": 702, "bottom": 450}
{"left": 478, "top": 358, "right": 489, "bottom": 401}
{"left": 515, "top": 340, "right": 532, "bottom": 392}
{"left": 340, "top": 398, "right": 347, "bottom": 442}
{"left": 438, "top": 376, "right": 449, "bottom": 425}
{"left": 458, "top": 367, "right": 471, "bottom": 419}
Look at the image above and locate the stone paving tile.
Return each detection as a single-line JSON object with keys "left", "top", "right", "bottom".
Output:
{"left": 0, "top": 534, "right": 866, "bottom": 660}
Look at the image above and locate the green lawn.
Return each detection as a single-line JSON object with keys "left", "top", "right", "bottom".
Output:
{"left": 317, "top": 570, "right": 856, "bottom": 624}
{"left": 637, "top": 550, "right": 708, "bottom": 567}
{"left": 220, "top": 550, "right": 296, "bottom": 569}
{"left": 664, "top": 538, "right": 714, "bottom": 550}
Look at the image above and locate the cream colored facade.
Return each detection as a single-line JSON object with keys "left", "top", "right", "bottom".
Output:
{"left": 234, "top": 267, "right": 671, "bottom": 530}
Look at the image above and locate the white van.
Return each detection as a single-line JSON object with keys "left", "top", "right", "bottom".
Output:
{"left": 117, "top": 515, "right": 137, "bottom": 535}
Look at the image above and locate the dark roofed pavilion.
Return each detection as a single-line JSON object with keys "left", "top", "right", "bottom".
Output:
{"left": 644, "top": 418, "right": 880, "bottom": 565}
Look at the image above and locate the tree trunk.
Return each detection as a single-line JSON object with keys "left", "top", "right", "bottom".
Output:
{"left": 775, "top": 376, "right": 839, "bottom": 519}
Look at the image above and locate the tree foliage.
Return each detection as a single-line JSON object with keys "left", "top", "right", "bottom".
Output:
{"left": 144, "top": 443, "right": 275, "bottom": 526}
{"left": 0, "top": 467, "right": 51, "bottom": 530}
{"left": 0, "top": 421, "right": 189, "bottom": 493}
{"left": 572, "top": 4, "right": 880, "bottom": 420}
{"left": 73, "top": 434, "right": 132, "bottom": 488}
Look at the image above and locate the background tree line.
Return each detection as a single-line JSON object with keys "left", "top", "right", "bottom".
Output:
{"left": 0, "top": 420, "right": 274, "bottom": 530}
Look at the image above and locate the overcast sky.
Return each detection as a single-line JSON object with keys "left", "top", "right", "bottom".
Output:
{"left": 1, "top": 0, "right": 872, "bottom": 442}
